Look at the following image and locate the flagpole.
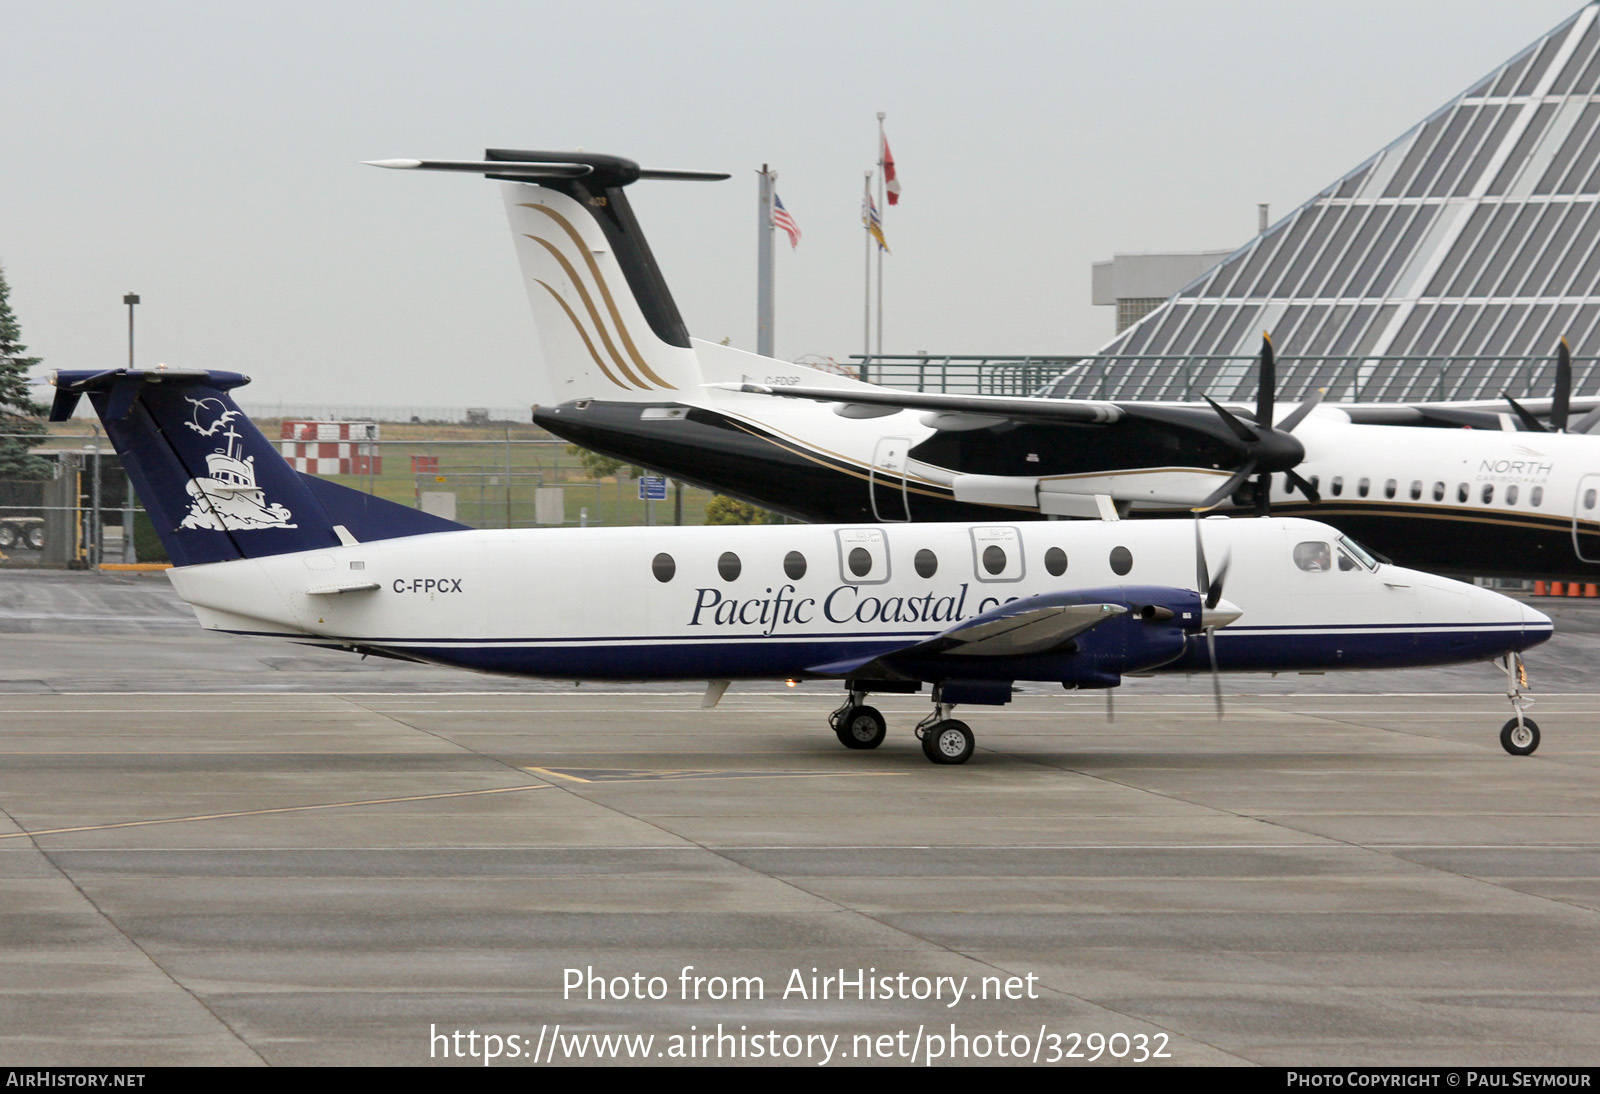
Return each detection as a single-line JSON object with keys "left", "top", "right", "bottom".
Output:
{"left": 757, "top": 164, "right": 775, "bottom": 358}
{"left": 862, "top": 170, "right": 872, "bottom": 383}
{"left": 876, "top": 112, "right": 886, "bottom": 361}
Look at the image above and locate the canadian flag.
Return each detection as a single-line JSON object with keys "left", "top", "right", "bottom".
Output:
{"left": 882, "top": 134, "right": 900, "bottom": 205}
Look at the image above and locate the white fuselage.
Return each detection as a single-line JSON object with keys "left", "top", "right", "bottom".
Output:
{"left": 165, "top": 516, "right": 1549, "bottom": 682}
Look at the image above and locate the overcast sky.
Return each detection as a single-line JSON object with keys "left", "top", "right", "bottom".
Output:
{"left": 1, "top": 0, "right": 1585, "bottom": 410}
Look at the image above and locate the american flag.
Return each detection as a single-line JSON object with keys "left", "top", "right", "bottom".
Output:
{"left": 772, "top": 193, "right": 801, "bottom": 249}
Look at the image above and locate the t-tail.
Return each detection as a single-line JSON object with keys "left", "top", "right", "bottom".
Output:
{"left": 369, "top": 150, "right": 732, "bottom": 406}
{"left": 50, "top": 368, "right": 465, "bottom": 566}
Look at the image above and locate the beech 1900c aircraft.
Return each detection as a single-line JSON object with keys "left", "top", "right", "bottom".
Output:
{"left": 370, "top": 150, "right": 1600, "bottom": 581}
{"left": 51, "top": 367, "right": 1552, "bottom": 760}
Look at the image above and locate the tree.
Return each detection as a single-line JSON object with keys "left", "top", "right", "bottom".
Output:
{"left": 0, "top": 265, "right": 49, "bottom": 480}
{"left": 704, "top": 494, "right": 777, "bottom": 525}
{"left": 564, "top": 443, "right": 643, "bottom": 480}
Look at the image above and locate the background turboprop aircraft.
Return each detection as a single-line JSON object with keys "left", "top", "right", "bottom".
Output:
{"left": 373, "top": 150, "right": 1600, "bottom": 581}
{"left": 51, "top": 366, "right": 1552, "bottom": 761}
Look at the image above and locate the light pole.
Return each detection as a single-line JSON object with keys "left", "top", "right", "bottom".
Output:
{"left": 123, "top": 293, "right": 140, "bottom": 369}
{"left": 122, "top": 293, "right": 139, "bottom": 561}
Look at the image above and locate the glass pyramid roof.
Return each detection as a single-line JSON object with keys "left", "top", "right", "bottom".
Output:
{"left": 1057, "top": 3, "right": 1600, "bottom": 403}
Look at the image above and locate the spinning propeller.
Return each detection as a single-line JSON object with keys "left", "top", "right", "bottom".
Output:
{"left": 1198, "top": 334, "right": 1325, "bottom": 515}
{"left": 1193, "top": 515, "right": 1242, "bottom": 720}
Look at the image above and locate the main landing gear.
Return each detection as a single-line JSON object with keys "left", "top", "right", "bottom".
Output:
{"left": 1499, "top": 653, "right": 1541, "bottom": 756}
{"left": 915, "top": 703, "right": 975, "bottom": 765}
{"left": 829, "top": 691, "right": 887, "bottom": 750}
{"left": 829, "top": 688, "right": 976, "bottom": 764}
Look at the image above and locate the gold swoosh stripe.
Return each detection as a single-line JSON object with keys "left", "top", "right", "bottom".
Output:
{"left": 525, "top": 234, "right": 648, "bottom": 389}
{"left": 536, "top": 279, "right": 630, "bottom": 391}
{"left": 521, "top": 203, "right": 677, "bottom": 390}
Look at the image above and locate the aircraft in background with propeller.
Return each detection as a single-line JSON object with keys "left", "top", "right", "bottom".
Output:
{"left": 373, "top": 150, "right": 1600, "bottom": 580}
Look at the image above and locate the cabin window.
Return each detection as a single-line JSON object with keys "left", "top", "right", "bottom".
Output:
{"left": 1507, "top": 484, "right": 1519, "bottom": 505}
{"left": 914, "top": 548, "right": 938, "bottom": 578}
{"left": 1331, "top": 476, "right": 1344, "bottom": 497}
{"left": 970, "top": 526, "right": 1025, "bottom": 582}
{"left": 718, "top": 551, "right": 741, "bottom": 581}
{"left": 1532, "top": 485, "right": 1545, "bottom": 507}
{"left": 1358, "top": 477, "right": 1370, "bottom": 498}
{"left": 1586, "top": 489, "right": 1598, "bottom": 510}
{"left": 1433, "top": 481, "right": 1445, "bottom": 502}
{"left": 1044, "top": 546, "right": 1068, "bottom": 576}
{"left": 836, "top": 528, "right": 890, "bottom": 584}
{"left": 1482, "top": 484, "right": 1494, "bottom": 504}
{"left": 1308, "top": 475, "right": 1320, "bottom": 494}
{"left": 1385, "top": 479, "right": 1397, "bottom": 499}
{"left": 1411, "top": 480, "right": 1423, "bottom": 500}
{"left": 1109, "top": 546, "right": 1133, "bottom": 576}
{"left": 784, "top": 551, "right": 807, "bottom": 580}
{"left": 1293, "top": 541, "right": 1333, "bottom": 572}
{"left": 847, "top": 547, "right": 873, "bottom": 578}
{"left": 1457, "top": 483, "right": 1469, "bottom": 503}
{"left": 652, "top": 553, "right": 676, "bottom": 583}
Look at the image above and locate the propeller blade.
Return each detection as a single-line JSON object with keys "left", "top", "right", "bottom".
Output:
{"left": 1554, "top": 338, "right": 1572, "bottom": 433}
{"left": 1194, "top": 513, "right": 1210, "bottom": 601}
{"left": 1202, "top": 396, "right": 1261, "bottom": 446}
{"left": 1256, "top": 332, "right": 1276, "bottom": 430}
{"left": 1503, "top": 394, "right": 1549, "bottom": 433}
{"left": 1285, "top": 468, "right": 1322, "bottom": 503}
{"left": 1206, "top": 626, "right": 1224, "bottom": 721}
{"left": 1196, "top": 461, "right": 1257, "bottom": 511}
{"left": 1274, "top": 388, "right": 1325, "bottom": 434}
{"left": 1207, "top": 553, "right": 1232, "bottom": 610}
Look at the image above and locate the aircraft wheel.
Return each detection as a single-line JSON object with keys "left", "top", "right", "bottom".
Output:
{"left": 0, "top": 526, "right": 13, "bottom": 548}
{"left": 922, "top": 719, "right": 974, "bottom": 765}
{"left": 1500, "top": 717, "right": 1540, "bottom": 756}
{"left": 834, "top": 705, "right": 886, "bottom": 750}
{"left": 27, "top": 525, "right": 44, "bottom": 549}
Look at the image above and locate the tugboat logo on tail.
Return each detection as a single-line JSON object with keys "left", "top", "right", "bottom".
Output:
{"left": 178, "top": 397, "right": 297, "bottom": 531}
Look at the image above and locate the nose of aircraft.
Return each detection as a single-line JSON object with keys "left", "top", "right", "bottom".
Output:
{"left": 1519, "top": 598, "right": 1555, "bottom": 651}
{"left": 1457, "top": 578, "right": 1553, "bottom": 653}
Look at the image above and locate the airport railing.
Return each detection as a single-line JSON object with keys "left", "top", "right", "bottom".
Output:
{"left": 853, "top": 352, "right": 1600, "bottom": 402}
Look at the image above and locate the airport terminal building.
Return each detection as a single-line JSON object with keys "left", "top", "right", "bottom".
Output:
{"left": 1054, "top": 2, "right": 1600, "bottom": 404}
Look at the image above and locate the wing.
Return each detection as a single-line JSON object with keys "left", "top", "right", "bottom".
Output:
{"left": 803, "top": 587, "right": 1206, "bottom": 685}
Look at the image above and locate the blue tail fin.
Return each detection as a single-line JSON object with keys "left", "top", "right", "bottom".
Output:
{"left": 51, "top": 368, "right": 466, "bottom": 566}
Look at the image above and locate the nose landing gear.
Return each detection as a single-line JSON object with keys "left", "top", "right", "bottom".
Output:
{"left": 1500, "top": 653, "right": 1541, "bottom": 756}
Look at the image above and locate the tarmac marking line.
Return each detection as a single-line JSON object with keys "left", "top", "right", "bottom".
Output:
{"left": 0, "top": 783, "right": 550, "bottom": 841}
{"left": 525, "top": 766, "right": 906, "bottom": 784}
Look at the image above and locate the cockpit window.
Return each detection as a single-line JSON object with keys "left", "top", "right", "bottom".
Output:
{"left": 1339, "top": 535, "right": 1379, "bottom": 571}
{"left": 1293, "top": 541, "right": 1334, "bottom": 572}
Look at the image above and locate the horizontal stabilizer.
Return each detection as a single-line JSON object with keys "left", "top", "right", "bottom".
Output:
{"left": 365, "top": 149, "right": 729, "bottom": 187}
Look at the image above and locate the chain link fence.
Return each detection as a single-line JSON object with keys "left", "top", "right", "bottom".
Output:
{"left": 1, "top": 426, "right": 725, "bottom": 568}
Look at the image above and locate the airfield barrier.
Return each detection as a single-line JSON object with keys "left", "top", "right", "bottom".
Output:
{"left": 854, "top": 352, "right": 1600, "bottom": 402}
{"left": 0, "top": 428, "right": 728, "bottom": 568}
